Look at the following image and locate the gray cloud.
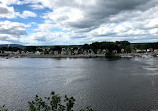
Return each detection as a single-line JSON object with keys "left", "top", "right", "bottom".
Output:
{"left": 5, "top": 0, "right": 158, "bottom": 45}
{"left": 41, "top": 0, "right": 158, "bottom": 34}
{"left": 0, "top": 21, "right": 26, "bottom": 43}
{"left": 0, "top": 6, "right": 9, "bottom": 14}
{"left": 0, "top": 26, "right": 26, "bottom": 36}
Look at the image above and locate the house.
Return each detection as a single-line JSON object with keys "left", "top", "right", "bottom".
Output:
{"left": 21, "top": 51, "right": 26, "bottom": 54}
{"left": 61, "top": 51, "right": 66, "bottom": 55}
{"left": 12, "top": 51, "right": 19, "bottom": 54}
{"left": 74, "top": 50, "right": 79, "bottom": 55}
{"left": 54, "top": 51, "right": 59, "bottom": 55}
{"left": 4, "top": 51, "right": 12, "bottom": 54}
{"left": 66, "top": 51, "right": 72, "bottom": 55}
{"left": 102, "top": 49, "right": 106, "bottom": 54}
{"left": 121, "top": 49, "right": 125, "bottom": 53}
{"left": 62, "top": 48, "right": 66, "bottom": 51}
{"left": 26, "top": 51, "right": 34, "bottom": 54}
{"left": 112, "top": 50, "right": 118, "bottom": 53}
{"left": 147, "top": 48, "right": 153, "bottom": 52}
{"left": 35, "top": 51, "right": 42, "bottom": 55}
{"left": 154, "top": 49, "right": 158, "bottom": 52}
{"left": 97, "top": 49, "right": 102, "bottom": 54}
{"left": 65, "top": 48, "right": 72, "bottom": 55}
{"left": 89, "top": 49, "right": 95, "bottom": 54}
{"left": 83, "top": 49, "right": 89, "bottom": 55}
{"left": 49, "top": 50, "right": 54, "bottom": 54}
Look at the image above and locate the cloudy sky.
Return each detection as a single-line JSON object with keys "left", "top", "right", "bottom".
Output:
{"left": 0, "top": 0, "right": 158, "bottom": 45}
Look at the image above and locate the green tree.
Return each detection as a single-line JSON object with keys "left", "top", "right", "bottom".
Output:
{"left": 0, "top": 91, "right": 95, "bottom": 111}
{"left": 0, "top": 105, "right": 7, "bottom": 111}
{"left": 24, "top": 46, "right": 37, "bottom": 52}
{"left": 52, "top": 46, "right": 62, "bottom": 51}
{"left": 125, "top": 45, "right": 131, "bottom": 53}
{"left": 82, "top": 44, "right": 90, "bottom": 50}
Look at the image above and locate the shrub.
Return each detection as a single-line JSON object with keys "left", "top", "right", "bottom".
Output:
{"left": 0, "top": 105, "right": 7, "bottom": 111}
{"left": 0, "top": 91, "right": 95, "bottom": 111}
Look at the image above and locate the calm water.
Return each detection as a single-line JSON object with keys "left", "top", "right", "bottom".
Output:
{"left": 0, "top": 57, "right": 158, "bottom": 111}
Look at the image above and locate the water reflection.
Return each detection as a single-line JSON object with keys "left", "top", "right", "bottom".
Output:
{"left": 0, "top": 58, "right": 158, "bottom": 111}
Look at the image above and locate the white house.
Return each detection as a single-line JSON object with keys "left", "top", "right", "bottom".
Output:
{"left": 61, "top": 51, "right": 66, "bottom": 55}
{"left": 54, "top": 51, "right": 59, "bottom": 55}
{"left": 147, "top": 48, "right": 153, "bottom": 52}
{"left": 154, "top": 49, "right": 158, "bottom": 52}
{"left": 35, "top": 51, "right": 42, "bottom": 55}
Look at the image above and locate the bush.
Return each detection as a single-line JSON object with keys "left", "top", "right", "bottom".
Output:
{"left": 0, "top": 105, "right": 7, "bottom": 111}
{"left": 0, "top": 91, "right": 95, "bottom": 111}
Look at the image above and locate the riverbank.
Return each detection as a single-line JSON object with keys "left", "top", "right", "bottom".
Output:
{"left": 21, "top": 54, "right": 105, "bottom": 58}
{"left": 1, "top": 52, "right": 158, "bottom": 59}
{"left": 119, "top": 52, "right": 158, "bottom": 58}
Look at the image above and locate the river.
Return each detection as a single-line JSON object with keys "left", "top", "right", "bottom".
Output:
{"left": 0, "top": 57, "right": 158, "bottom": 111}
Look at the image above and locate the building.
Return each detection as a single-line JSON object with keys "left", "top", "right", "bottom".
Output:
{"left": 112, "top": 50, "right": 118, "bottom": 53}
{"left": 61, "top": 51, "right": 66, "bottom": 55}
{"left": 154, "top": 49, "right": 158, "bottom": 52}
{"left": 97, "top": 49, "right": 102, "bottom": 54}
{"left": 73, "top": 50, "right": 79, "bottom": 55}
{"left": 54, "top": 51, "right": 59, "bottom": 55}
{"left": 35, "top": 51, "right": 42, "bottom": 55}
{"left": 147, "top": 48, "right": 153, "bottom": 52}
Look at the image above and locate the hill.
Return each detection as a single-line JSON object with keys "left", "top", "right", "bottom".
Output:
{"left": 0, "top": 44, "right": 23, "bottom": 47}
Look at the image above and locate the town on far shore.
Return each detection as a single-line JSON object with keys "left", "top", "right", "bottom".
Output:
{"left": 0, "top": 41, "right": 158, "bottom": 58}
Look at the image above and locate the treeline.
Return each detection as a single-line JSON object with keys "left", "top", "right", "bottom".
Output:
{"left": 81, "top": 41, "right": 130, "bottom": 53}
{"left": 1, "top": 41, "right": 158, "bottom": 53}
{"left": 82, "top": 41, "right": 158, "bottom": 53}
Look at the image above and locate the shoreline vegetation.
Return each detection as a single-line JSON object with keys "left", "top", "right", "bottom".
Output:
{"left": 1, "top": 41, "right": 158, "bottom": 58}
{"left": 0, "top": 91, "right": 95, "bottom": 111}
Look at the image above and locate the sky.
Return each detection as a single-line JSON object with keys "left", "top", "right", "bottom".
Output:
{"left": 0, "top": 0, "right": 158, "bottom": 45}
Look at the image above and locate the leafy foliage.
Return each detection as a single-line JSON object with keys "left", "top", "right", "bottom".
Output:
{"left": 0, "top": 105, "right": 7, "bottom": 111}
{"left": 1, "top": 41, "right": 158, "bottom": 54}
{"left": 0, "top": 91, "right": 95, "bottom": 111}
{"left": 24, "top": 46, "right": 37, "bottom": 52}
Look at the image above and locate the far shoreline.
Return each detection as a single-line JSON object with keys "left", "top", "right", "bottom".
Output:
{"left": 2, "top": 52, "right": 158, "bottom": 59}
